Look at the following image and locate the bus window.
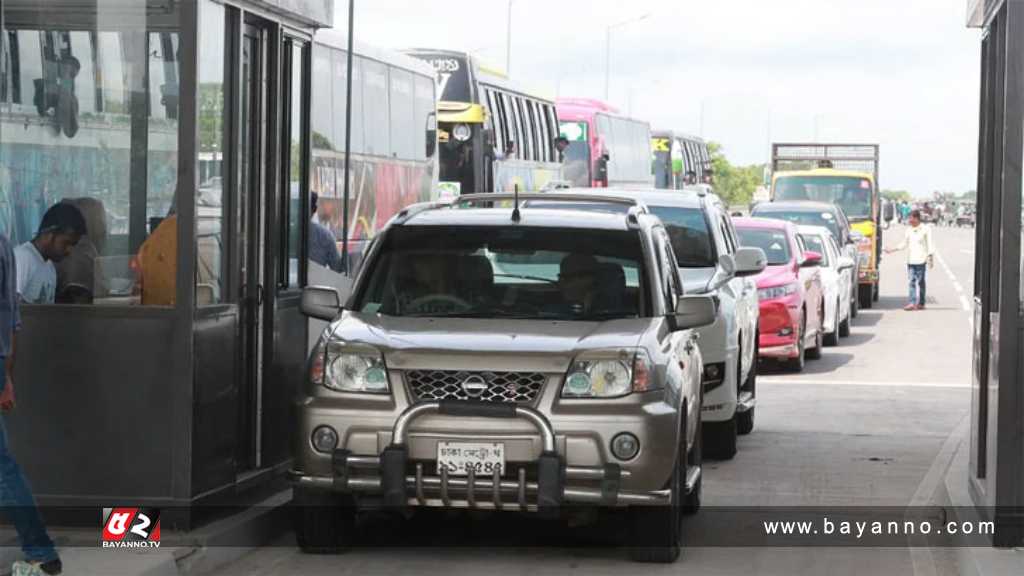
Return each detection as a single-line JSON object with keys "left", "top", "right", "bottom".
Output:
{"left": 506, "top": 93, "right": 522, "bottom": 159}
{"left": 526, "top": 100, "right": 539, "bottom": 162}
{"left": 542, "top": 104, "right": 556, "bottom": 162}
{"left": 536, "top": 102, "right": 550, "bottom": 163}
{"left": 362, "top": 58, "right": 389, "bottom": 156}
{"left": 389, "top": 67, "right": 414, "bottom": 159}
{"left": 333, "top": 51, "right": 364, "bottom": 154}
{"left": 483, "top": 88, "right": 502, "bottom": 158}
{"left": 311, "top": 48, "right": 334, "bottom": 151}
{"left": 413, "top": 74, "right": 434, "bottom": 160}
{"left": 68, "top": 32, "right": 97, "bottom": 113}
{"left": 493, "top": 90, "right": 511, "bottom": 157}
{"left": 512, "top": 96, "right": 529, "bottom": 160}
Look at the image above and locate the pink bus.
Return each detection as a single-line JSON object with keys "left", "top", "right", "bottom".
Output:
{"left": 556, "top": 98, "right": 654, "bottom": 188}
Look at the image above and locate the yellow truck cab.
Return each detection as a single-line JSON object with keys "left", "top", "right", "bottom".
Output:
{"left": 769, "top": 144, "right": 881, "bottom": 308}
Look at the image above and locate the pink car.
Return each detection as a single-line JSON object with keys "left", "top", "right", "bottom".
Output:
{"left": 733, "top": 218, "right": 826, "bottom": 372}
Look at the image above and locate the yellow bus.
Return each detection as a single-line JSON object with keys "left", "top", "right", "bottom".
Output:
{"left": 405, "top": 50, "right": 564, "bottom": 196}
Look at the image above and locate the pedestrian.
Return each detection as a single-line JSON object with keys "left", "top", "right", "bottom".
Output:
{"left": 14, "top": 203, "right": 86, "bottom": 304}
{"left": 0, "top": 232, "right": 63, "bottom": 576}
{"left": 308, "top": 192, "right": 344, "bottom": 273}
{"left": 885, "top": 209, "right": 935, "bottom": 311}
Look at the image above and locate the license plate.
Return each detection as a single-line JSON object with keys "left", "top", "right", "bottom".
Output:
{"left": 436, "top": 442, "right": 505, "bottom": 477}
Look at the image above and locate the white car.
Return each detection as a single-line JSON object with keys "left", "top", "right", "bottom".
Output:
{"left": 796, "top": 225, "right": 856, "bottom": 346}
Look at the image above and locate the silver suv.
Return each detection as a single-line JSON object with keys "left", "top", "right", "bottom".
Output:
{"left": 291, "top": 194, "right": 716, "bottom": 562}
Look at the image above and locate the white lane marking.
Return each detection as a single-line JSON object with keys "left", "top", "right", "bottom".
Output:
{"left": 934, "top": 252, "right": 972, "bottom": 312}
{"left": 760, "top": 378, "right": 970, "bottom": 389}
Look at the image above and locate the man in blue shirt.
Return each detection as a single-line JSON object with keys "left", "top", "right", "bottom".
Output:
{"left": 0, "top": 233, "right": 61, "bottom": 575}
{"left": 308, "top": 193, "right": 344, "bottom": 273}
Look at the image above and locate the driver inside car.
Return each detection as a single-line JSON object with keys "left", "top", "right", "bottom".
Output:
{"left": 548, "top": 253, "right": 600, "bottom": 316}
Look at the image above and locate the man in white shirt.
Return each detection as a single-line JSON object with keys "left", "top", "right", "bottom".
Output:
{"left": 14, "top": 203, "right": 86, "bottom": 304}
{"left": 885, "top": 209, "right": 934, "bottom": 311}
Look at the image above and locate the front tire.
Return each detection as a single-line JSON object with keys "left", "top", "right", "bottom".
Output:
{"left": 783, "top": 315, "right": 806, "bottom": 372}
{"left": 824, "top": 300, "right": 841, "bottom": 347}
{"left": 858, "top": 284, "right": 873, "bottom": 310}
{"left": 703, "top": 416, "right": 738, "bottom": 461}
{"left": 806, "top": 306, "right": 824, "bottom": 360}
{"left": 294, "top": 488, "right": 356, "bottom": 554}
{"left": 737, "top": 342, "right": 756, "bottom": 436}
{"left": 629, "top": 410, "right": 690, "bottom": 563}
{"left": 839, "top": 306, "right": 852, "bottom": 337}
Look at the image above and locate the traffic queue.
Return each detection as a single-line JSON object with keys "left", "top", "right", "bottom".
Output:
{"left": 292, "top": 146, "right": 883, "bottom": 564}
{"left": 289, "top": 34, "right": 888, "bottom": 566}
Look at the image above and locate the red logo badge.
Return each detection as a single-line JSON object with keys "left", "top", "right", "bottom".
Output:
{"left": 102, "top": 508, "right": 161, "bottom": 548}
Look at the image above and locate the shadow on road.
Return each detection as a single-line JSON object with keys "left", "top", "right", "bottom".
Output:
{"left": 758, "top": 352, "right": 853, "bottom": 376}
{"left": 840, "top": 331, "right": 875, "bottom": 347}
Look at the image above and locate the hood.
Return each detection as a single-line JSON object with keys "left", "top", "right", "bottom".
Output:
{"left": 324, "top": 312, "right": 651, "bottom": 372}
{"left": 754, "top": 264, "right": 797, "bottom": 289}
{"left": 679, "top": 267, "right": 717, "bottom": 294}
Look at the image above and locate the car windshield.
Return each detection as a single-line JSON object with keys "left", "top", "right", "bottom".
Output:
{"left": 773, "top": 176, "right": 873, "bottom": 220}
{"left": 648, "top": 206, "right": 717, "bottom": 268}
{"left": 799, "top": 234, "right": 830, "bottom": 266}
{"left": 754, "top": 208, "right": 841, "bottom": 240}
{"left": 354, "top": 225, "right": 647, "bottom": 320}
{"left": 737, "top": 228, "right": 792, "bottom": 266}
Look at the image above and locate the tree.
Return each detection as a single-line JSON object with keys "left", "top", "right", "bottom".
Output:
{"left": 881, "top": 190, "right": 912, "bottom": 203}
{"left": 708, "top": 142, "right": 765, "bottom": 207}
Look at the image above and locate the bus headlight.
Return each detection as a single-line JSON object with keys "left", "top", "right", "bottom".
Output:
{"left": 453, "top": 123, "right": 472, "bottom": 142}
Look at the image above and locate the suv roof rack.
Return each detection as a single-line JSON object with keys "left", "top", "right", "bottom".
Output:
{"left": 390, "top": 200, "right": 452, "bottom": 226}
{"left": 450, "top": 193, "right": 648, "bottom": 230}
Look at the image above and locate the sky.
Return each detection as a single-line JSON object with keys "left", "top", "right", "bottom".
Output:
{"left": 337, "top": 0, "right": 982, "bottom": 199}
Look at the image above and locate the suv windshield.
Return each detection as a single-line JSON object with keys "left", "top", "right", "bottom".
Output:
{"left": 737, "top": 228, "right": 792, "bottom": 266}
{"left": 355, "top": 226, "right": 647, "bottom": 320}
{"left": 647, "top": 207, "right": 716, "bottom": 268}
{"left": 753, "top": 208, "right": 841, "bottom": 240}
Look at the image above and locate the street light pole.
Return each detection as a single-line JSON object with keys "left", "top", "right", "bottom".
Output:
{"left": 506, "top": 0, "right": 515, "bottom": 75}
{"left": 604, "top": 13, "right": 650, "bottom": 102}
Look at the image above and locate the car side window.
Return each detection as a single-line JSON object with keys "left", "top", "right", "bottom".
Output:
{"left": 655, "top": 228, "right": 682, "bottom": 310}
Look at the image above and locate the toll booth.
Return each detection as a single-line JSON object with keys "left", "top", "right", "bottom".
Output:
{"left": 0, "top": 0, "right": 331, "bottom": 524}
{"left": 968, "top": 0, "right": 1024, "bottom": 548}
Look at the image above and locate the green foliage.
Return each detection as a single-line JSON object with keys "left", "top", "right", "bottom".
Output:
{"left": 881, "top": 190, "right": 912, "bottom": 202}
{"left": 707, "top": 142, "right": 765, "bottom": 206}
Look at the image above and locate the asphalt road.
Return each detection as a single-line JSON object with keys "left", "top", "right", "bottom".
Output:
{"left": 210, "top": 224, "right": 977, "bottom": 576}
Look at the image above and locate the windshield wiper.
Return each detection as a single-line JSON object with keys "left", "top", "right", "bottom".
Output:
{"left": 492, "top": 273, "right": 556, "bottom": 284}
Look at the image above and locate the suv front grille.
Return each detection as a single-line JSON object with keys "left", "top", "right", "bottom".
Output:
{"left": 405, "top": 370, "right": 547, "bottom": 404}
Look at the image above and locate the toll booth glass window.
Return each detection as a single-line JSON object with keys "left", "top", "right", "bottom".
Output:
{"left": 284, "top": 40, "right": 307, "bottom": 289}
{"left": 196, "top": 0, "right": 226, "bottom": 305}
{"left": 0, "top": 2, "right": 182, "bottom": 306}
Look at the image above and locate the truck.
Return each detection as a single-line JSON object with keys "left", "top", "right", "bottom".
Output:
{"left": 769, "top": 143, "right": 882, "bottom": 309}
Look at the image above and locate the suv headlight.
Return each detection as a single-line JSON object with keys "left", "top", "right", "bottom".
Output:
{"left": 758, "top": 283, "right": 798, "bottom": 301}
{"left": 310, "top": 340, "right": 390, "bottom": 394}
{"left": 562, "top": 349, "right": 656, "bottom": 398}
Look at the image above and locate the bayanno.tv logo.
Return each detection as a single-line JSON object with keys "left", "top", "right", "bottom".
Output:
{"left": 101, "top": 508, "right": 161, "bottom": 549}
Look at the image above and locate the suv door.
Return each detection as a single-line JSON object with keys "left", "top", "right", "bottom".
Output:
{"left": 717, "top": 211, "right": 756, "bottom": 382}
{"left": 654, "top": 227, "right": 701, "bottom": 449}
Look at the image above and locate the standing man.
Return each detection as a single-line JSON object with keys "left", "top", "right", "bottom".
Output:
{"left": 0, "top": 233, "right": 62, "bottom": 576}
{"left": 885, "top": 209, "right": 934, "bottom": 311}
{"left": 308, "top": 193, "right": 344, "bottom": 273}
{"left": 14, "top": 203, "right": 86, "bottom": 304}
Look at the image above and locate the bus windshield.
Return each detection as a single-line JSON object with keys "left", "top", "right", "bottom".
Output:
{"left": 774, "top": 176, "right": 874, "bottom": 221}
{"left": 560, "top": 122, "right": 591, "bottom": 187}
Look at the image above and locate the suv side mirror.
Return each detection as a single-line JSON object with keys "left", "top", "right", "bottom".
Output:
{"left": 673, "top": 295, "right": 717, "bottom": 330}
{"left": 301, "top": 286, "right": 343, "bottom": 321}
{"left": 709, "top": 254, "right": 736, "bottom": 290}
{"left": 734, "top": 247, "right": 766, "bottom": 277}
{"left": 801, "top": 251, "right": 823, "bottom": 268}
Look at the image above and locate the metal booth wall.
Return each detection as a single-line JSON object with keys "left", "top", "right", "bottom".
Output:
{"left": 0, "top": 0, "right": 330, "bottom": 519}
{"left": 969, "top": 0, "right": 1024, "bottom": 548}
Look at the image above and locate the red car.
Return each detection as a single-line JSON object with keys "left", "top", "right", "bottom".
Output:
{"left": 733, "top": 218, "right": 825, "bottom": 372}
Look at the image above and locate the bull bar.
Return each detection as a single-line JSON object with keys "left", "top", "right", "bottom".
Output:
{"left": 289, "top": 400, "right": 674, "bottom": 511}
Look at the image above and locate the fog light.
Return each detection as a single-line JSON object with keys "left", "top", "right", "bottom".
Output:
{"left": 312, "top": 426, "right": 339, "bottom": 454}
{"left": 705, "top": 364, "right": 721, "bottom": 380}
{"left": 778, "top": 327, "right": 794, "bottom": 336}
{"left": 611, "top": 433, "right": 641, "bottom": 461}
